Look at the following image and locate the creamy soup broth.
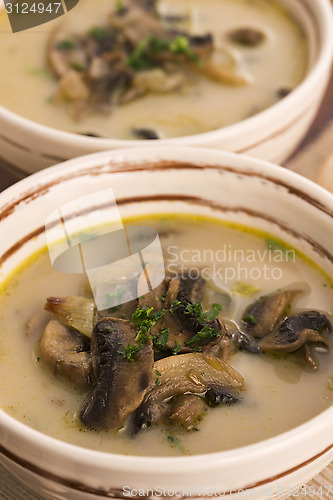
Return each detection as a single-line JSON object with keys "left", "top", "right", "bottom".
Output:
{"left": 0, "top": 215, "right": 332, "bottom": 457}
{"left": 0, "top": 0, "right": 308, "bottom": 139}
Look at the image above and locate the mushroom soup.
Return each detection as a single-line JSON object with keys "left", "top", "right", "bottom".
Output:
{"left": 0, "top": 214, "right": 332, "bottom": 457}
{"left": 0, "top": 0, "right": 308, "bottom": 139}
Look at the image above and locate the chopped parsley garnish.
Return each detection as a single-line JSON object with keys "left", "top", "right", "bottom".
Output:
{"left": 266, "top": 238, "right": 289, "bottom": 253}
{"left": 89, "top": 26, "right": 109, "bottom": 41}
{"left": 127, "top": 34, "right": 201, "bottom": 70}
{"left": 118, "top": 343, "right": 141, "bottom": 362}
{"left": 185, "top": 325, "right": 221, "bottom": 346}
{"left": 118, "top": 305, "right": 165, "bottom": 361}
{"left": 183, "top": 300, "right": 205, "bottom": 321}
{"left": 71, "top": 61, "right": 87, "bottom": 72}
{"left": 155, "top": 369, "right": 162, "bottom": 385}
{"left": 131, "top": 305, "right": 164, "bottom": 339}
{"left": 166, "top": 432, "right": 187, "bottom": 454}
{"left": 116, "top": 0, "right": 125, "bottom": 12}
{"left": 172, "top": 340, "right": 181, "bottom": 355}
{"left": 127, "top": 39, "right": 151, "bottom": 70}
{"left": 154, "top": 328, "right": 169, "bottom": 350}
{"left": 149, "top": 34, "right": 170, "bottom": 54}
{"left": 169, "top": 35, "right": 201, "bottom": 65}
{"left": 57, "top": 39, "right": 76, "bottom": 50}
{"left": 171, "top": 299, "right": 222, "bottom": 323}
{"left": 171, "top": 299, "right": 205, "bottom": 321}
{"left": 203, "top": 303, "right": 223, "bottom": 321}
{"left": 242, "top": 314, "right": 257, "bottom": 325}
{"left": 104, "top": 285, "right": 125, "bottom": 311}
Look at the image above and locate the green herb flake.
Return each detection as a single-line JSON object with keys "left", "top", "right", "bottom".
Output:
{"left": 116, "top": 0, "right": 125, "bottom": 12}
{"left": 170, "top": 35, "right": 201, "bottom": 64}
{"left": 71, "top": 61, "right": 87, "bottom": 72}
{"left": 89, "top": 26, "right": 109, "bottom": 41}
{"left": 36, "top": 357, "right": 40, "bottom": 362}
{"left": 172, "top": 299, "right": 206, "bottom": 322}
{"left": 266, "top": 238, "right": 289, "bottom": 253}
{"left": 203, "top": 303, "right": 223, "bottom": 321}
{"left": 117, "top": 343, "right": 141, "bottom": 362}
{"left": 154, "top": 328, "right": 169, "bottom": 350}
{"left": 126, "top": 39, "right": 150, "bottom": 70}
{"left": 170, "top": 299, "right": 181, "bottom": 315}
{"left": 166, "top": 432, "right": 187, "bottom": 454}
{"left": 26, "top": 68, "right": 53, "bottom": 80}
{"left": 104, "top": 285, "right": 125, "bottom": 310}
{"left": 56, "top": 39, "right": 76, "bottom": 51}
{"left": 185, "top": 324, "right": 221, "bottom": 346}
{"left": 242, "top": 314, "right": 257, "bottom": 325}
{"left": 172, "top": 340, "right": 181, "bottom": 355}
{"left": 131, "top": 306, "right": 164, "bottom": 338}
{"left": 155, "top": 369, "right": 162, "bottom": 385}
{"left": 149, "top": 34, "right": 169, "bottom": 54}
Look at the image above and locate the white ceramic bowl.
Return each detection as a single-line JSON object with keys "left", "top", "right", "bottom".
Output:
{"left": 0, "top": 0, "right": 333, "bottom": 177}
{"left": 0, "top": 147, "right": 332, "bottom": 500}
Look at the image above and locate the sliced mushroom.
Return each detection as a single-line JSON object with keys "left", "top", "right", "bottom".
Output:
{"left": 133, "top": 68, "right": 185, "bottom": 93}
{"left": 242, "top": 290, "right": 299, "bottom": 339}
{"left": 205, "top": 385, "right": 240, "bottom": 406}
{"left": 227, "top": 28, "right": 266, "bottom": 47}
{"left": 49, "top": 30, "right": 89, "bottom": 78}
{"left": 224, "top": 320, "right": 260, "bottom": 354}
{"left": 39, "top": 318, "right": 91, "bottom": 389}
{"left": 201, "top": 333, "right": 233, "bottom": 361}
{"left": 259, "top": 311, "right": 331, "bottom": 354}
{"left": 197, "top": 60, "right": 250, "bottom": 86}
{"left": 111, "top": 3, "right": 167, "bottom": 46}
{"left": 136, "top": 0, "right": 157, "bottom": 12}
{"left": 301, "top": 344, "right": 319, "bottom": 371}
{"left": 98, "top": 298, "right": 138, "bottom": 320}
{"left": 45, "top": 296, "right": 96, "bottom": 338}
{"left": 48, "top": 30, "right": 76, "bottom": 77}
{"left": 58, "top": 70, "right": 90, "bottom": 101}
{"left": 80, "top": 318, "right": 154, "bottom": 430}
{"left": 138, "top": 264, "right": 170, "bottom": 310}
{"left": 277, "top": 88, "right": 292, "bottom": 99}
{"left": 169, "top": 395, "right": 206, "bottom": 430}
{"left": 172, "top": 274, "right": 210, "bottom": 331}
{"left": 132, "top": 128, "right": 160, "bottom": 140}
{"left": 88, "top": 57, "right": 133, "bottom": 106}
{"left": 133, "top": 353, "right": 244, "bottom": 431}
{"left": 161, "top": 14, "right": 189, "bottom": 24}
{"left": 148, "top": 273, "right": 228, "bottom": 355}
{"left": 187, "top": 33, "right": 214, "bottom": 56}
{"left": 177, "top": 273, "right": 206, "bottom": 305}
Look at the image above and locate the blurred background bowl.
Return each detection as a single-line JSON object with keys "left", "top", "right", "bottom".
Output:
{"left": 0, "top": 0, "right": 332, "bottom": 177}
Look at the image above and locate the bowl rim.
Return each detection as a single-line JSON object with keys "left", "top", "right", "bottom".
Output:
{"left": 0, "top": 0, "right": 333, "bottom": 148}
{"left": 0, "top": 146, "right": 332, "bottom": 475}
